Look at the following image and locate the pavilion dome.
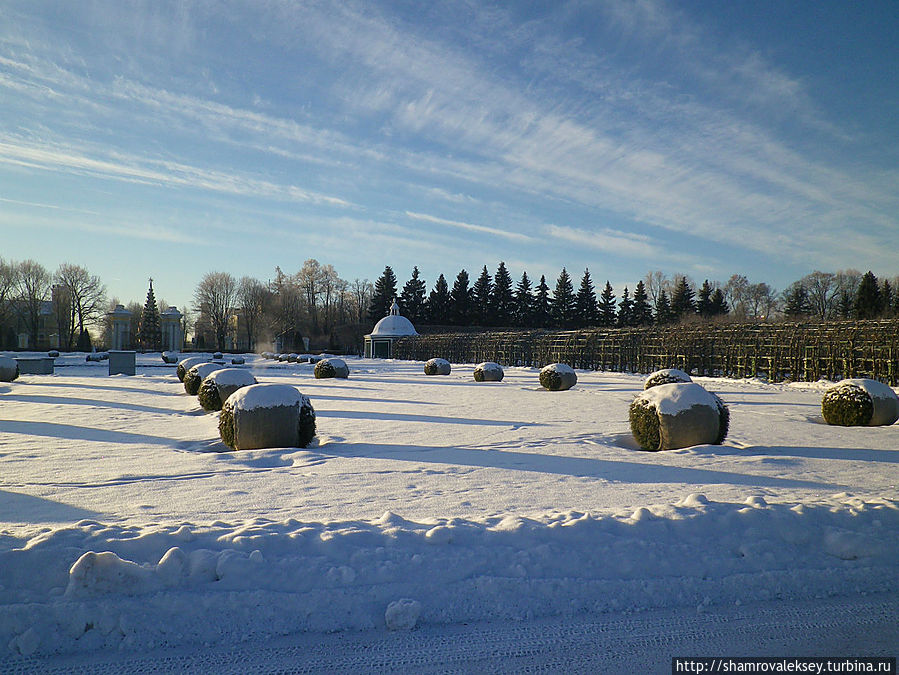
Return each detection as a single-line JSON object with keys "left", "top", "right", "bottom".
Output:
{"left": 370, "top": 300, "right": 418, "bottom": 337}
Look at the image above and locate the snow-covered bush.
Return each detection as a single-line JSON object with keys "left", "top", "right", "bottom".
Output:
{"left": 821, "top": 379, "right": 899, "bottom": 427}
{"left": 630, "top": 382, "right": 729, "bottom": 451}
{"left": 48, "top": 350, "right": 60, "bottom": 358}
{"left": 198, "top": 368, "right": 258, "bottom": 412}
{"left": 176, "top": 356, "right": 207, "bottom": 382}
{"left": 231, "top": 357, "right": 245, "bottom": 365}
{"left": 296, "top": 355, "right": 311, "bottom": 363}
{"left": 644, "top": 368, "right": 692, "bottom": 390}
{"left": 539, "top": 363, "right": 577, "bottom": 391}
{"left": 474, "top": 361, "right": 504, "bottom": 382}
{"left": 219, "top": 384, "right": 316, "bottom": 451}
{"left": 287, "top": 353, "right": 299, "bottom": 363}
{"left": 0, "top": 356, "right": 18, "bottom": 382}
{"left": 162, "top": 352, "right": 179, "bottom": 364}
{"left": 424, "top": 358, "right": 451, "bottom": 376}
{"left": 277, "top": 354, "right": 289, "bottom": 362}
{"left": 213, "top": 352, "right": 223, "bottom": 360}
{"left": 183, "top": 363, "right": 225, "bottom": 396}
{"left": 314, "top": 358, "right": 349, "bottom": 379}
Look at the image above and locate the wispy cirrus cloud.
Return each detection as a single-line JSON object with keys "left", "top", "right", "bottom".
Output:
{"left": 405, "top": 211, "right": 533, "bottom": 243}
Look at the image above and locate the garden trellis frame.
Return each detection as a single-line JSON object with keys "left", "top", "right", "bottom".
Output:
{"left": 393, "top": 320, "right": 899, "bottom": 385}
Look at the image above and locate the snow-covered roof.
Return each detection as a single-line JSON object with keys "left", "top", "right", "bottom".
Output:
{"left": 370, "top": 300, "right": 418, "bottom": 337}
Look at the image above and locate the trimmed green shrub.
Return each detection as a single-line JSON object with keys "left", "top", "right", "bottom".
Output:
{"left": 213, "top": 352, "right": 223, "bottom": 360}
{"left": 219, "top": 384, "right": 316, "bottom": 451}
{"left": 821, "top": 379, "right": 899, "bottom": 426}
{"left": 424, "top": 358, "right": 451, "bottom": 376}
{"left": 539, "top": 363, "right": 577, "bottom": 391}
{"left": 314, "top": 358, "right": 349, "bottom": 379}
{"left": 630, "top": 382, "right": 729, "bottom": 451}
{"left": 176, "top": 356, "right": 207, "bottom": 382}
{"left": 287, "top": 353, "right": 299, "bottom": 363}
{"left": 48, "top": 350, "right": 60, "bottom": 358}
{"left": 474, "top": 361, "right": 504, "bottom": 382}
{"left": 198, "top": 368, "right": 257, "bottom": 411}
{"left": 183, "top": 362, "right": 225, "bottom": 396}
{"left": 644, "top": 368, "right": 692, "bottom": 390}
{"left": 162, "top": 352, "right": 179, "bottom": 364}
{"left": 0, "top": 356, "right": 18, "bottom": 382}
{"left": 231, "top": 357, "right": 245, "bottom": 365}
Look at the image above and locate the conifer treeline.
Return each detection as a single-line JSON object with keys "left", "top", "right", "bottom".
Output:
{"left": 371, "top": 264, "right": 899, "bottom": 330}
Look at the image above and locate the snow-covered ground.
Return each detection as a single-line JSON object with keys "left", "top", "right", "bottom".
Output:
{"left": 0, "top": 354, "right": 896, "bottom": 671}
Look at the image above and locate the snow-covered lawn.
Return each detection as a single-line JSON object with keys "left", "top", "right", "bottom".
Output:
{"left": 0, "top": 354, "right": 896, "bottom": 666}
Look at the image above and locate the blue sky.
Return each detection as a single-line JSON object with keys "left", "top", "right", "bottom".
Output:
{"left": 2, "top": 0, "right": 897, "bottom": 312}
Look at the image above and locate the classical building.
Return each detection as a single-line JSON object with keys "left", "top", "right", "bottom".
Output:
{"left": 107, "top": 304, "right": 133, "bottom": 351}
{"left": 160, "top": 306, "right": 184, "bottom": 351}
{"left": 364, "top": 300, "right": 418, "bottom": 358}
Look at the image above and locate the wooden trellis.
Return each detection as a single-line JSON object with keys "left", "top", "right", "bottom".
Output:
{"left": 393, "top": 320, "right": 899, "bottom": 385}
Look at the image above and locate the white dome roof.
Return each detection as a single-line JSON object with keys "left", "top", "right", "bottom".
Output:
{"left": 370, "top": 300, "right": 418, "bottom": 337}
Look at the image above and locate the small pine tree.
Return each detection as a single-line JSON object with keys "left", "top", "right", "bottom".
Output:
{"left": 368, "top": 266, "right": 398, "bottom": 323}
{"left": 837, "top": 289, "right": 853, "bottom": 319}
{"left": 426, "top": 274, "right": 451, "bottom": 324}
{"left": 597, "top": 281, "right": 616, "bottom": 327}
{"left": 854, "top": 271, "right": 882, "bottom": 319}
{"left": 514, "top": 272, "right": 533, "bottom": 327}
{"left": 654, "top": 289, "right": 672, "bottom": 325}
{"left": 490, "top": 262, "right": 515, "bottom": 326}
{"left": 669, "top": 276, "right": 696, "bottom": 319}
{"left": 880, "top": 280, "right": 893, "bottom": 318}
{"left": 574, "top": 269, "right": 598, "bottom": 328}
{"left": 450, "top": 269, "right": 472, "bottom": 325}
{"left": 533, "top": 275, "right": 551, "bottom": 328}
{"left": 783, "top": 283, "right": 811, "bottom": 318}
{"left": 631, "top": 280, "right": 652, "bottom": 326}
{"left": 551, "top": 268, "right": 576, "bottom": 328}
{"left": 399, "top": 266, "right": 427, "bottom": 324}
{"left": 471, "top": 266, "right": 492, "bottom": 325}
{"left": 138, "top": 279, "right": 161, "bottom": 351}
{"left": 709, "top": 288, "right": 730, "bottom": 317}
{"left": 696, "top": 280, "right": 713, "bottom": 318}
{"left": 617, "top": 286, "right": 634, "bottom": 328}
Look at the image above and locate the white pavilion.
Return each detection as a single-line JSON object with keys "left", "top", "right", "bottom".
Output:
{"left": 364, "top": 300, "right": 418, "bottom": 358}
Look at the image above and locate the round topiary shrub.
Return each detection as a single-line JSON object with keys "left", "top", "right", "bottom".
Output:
{"left": 821, "top": 379, "right": 899, "bottom": 427}
{"left": 644, "top": 368, "right": 692, "bottom": 390}
{"left": 231, "top": 357, "right": 245, "bottom": 365}
{"left": 162, "top": 351, "right": 179, "bottom": 364}
{"left": 176, "top": 356, "right": 208, "bottom": 382}
{"left": 314, "top": 358, "right": 349, "bottom": 379}
{"left": 219, "top": 384, "right": 316, "bottom": 451}
{"left": 540, "top": 363, "right": 577, "bottom": 391}
{"left": 277, "top": 354, "right": 289, "bottom": 362}
{"left": 183, "top": 362, "right": 225, "bottom": 396}
{"left": 630, "top": 382, "right": 729, "bottom": 451}
{"left": 0, "top": 356, "right": 19, "bottom": 382}
{"left": 213, "top": 352, "right": 223, "bottom": 360}
{"left": 424, "top": 358, "right": 451, "bottom": 376}
{"left": 198, "top": 368, "right": 258, "bottom": 412}
{"left": 474, "top": 361, "right": 504, "bottom": 382}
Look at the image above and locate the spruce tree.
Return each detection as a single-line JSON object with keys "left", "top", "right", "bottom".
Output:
{"left": 882, "top": 280, "right": 894, "bottom": 318}
{"left": 368, "top": 266, "right": 398, "bottom": 323}
{"left": 783, "top": 283, "right": 810, "bottom": 318}
{"left": 617, "top": 286, "right": 634, "bottom": 328}
{"left": 654, "top": 289, "right": 672, "bottom": 325}
{"left": 696, "top": 280, "right": 713, "bottom": 318}
{"left": 450, "top": 269, "right": 472, "bottom": 325}
{"left": 490, "top": 262, "right": 515, "bottom": 326}
{"left": 854, "top": 271, "right": 882, "bottom": 319}
{"left": 533, "top": 275, "right": 551, "bottom": 328}
{"left": 574, "top": 269, "right": 598, "bottom": 328}
{"left": 471, "top": 266, "right": 492, "bottom": 325}
{"left": 597, "top": 281, "right": 616, "bottom": 327}
{"left": 514, "top": 272, "right": 533, "bottom": 327}
{"left": 550, "top": 268, "right": 576, "bottom": 328}
{"left": 138, "top": 278, "right": 161, "bottom": 351}
{"left": 709, "top": 288, "right": 730, "bottom": 317}
{"left": 669, "top": 276, "right": 696, "bottom": 319}
{"left": 425, "top": 273, "right": 451, "bottom": 324}
{"left": 399, "top": 266, "right": 427, "bottom": 324}
{"left": 837, "top": 290, "right": 853, "bottom": 318}
{"left": 631, "top": 280, "right": 652, "bottom": 326}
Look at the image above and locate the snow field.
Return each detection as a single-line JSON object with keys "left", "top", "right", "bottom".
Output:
{"left": 0, "top": 353, "right": 897, "bottom": 659}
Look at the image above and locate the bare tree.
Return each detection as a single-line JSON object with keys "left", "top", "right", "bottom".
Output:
{"left": 194, "top": 271, "right": 237, "bottom": 351}
{"left": 744, "top": 282, "right": 778, "bottom": 320}
{"left": 54, "top": 263, "right": 106, "bottom": 349}
{"left": 800, "top": 271, "right": 837, "bottom": 319}
{"left": 0, "top": 258, "right": 20, "bottom": 347}
{"left": 350, "top": 278, "right": 372, "bottom": 323}
{"left": 643, "top": 270, "right": 667, "bottom": 306}
{"left": 270, "top": 266, "right": 304, "bottom": 339}
{"left": 723, "top": 274, "right": 750, "bottom": 320}
{"left": 237, "top": 276, "right": 270, "bottom": 352}
{"left": 297, "top": 259, "right": 326, "bottom": 334}
{"left": 15, "top": 260, "right": 51, "bottom": 348}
